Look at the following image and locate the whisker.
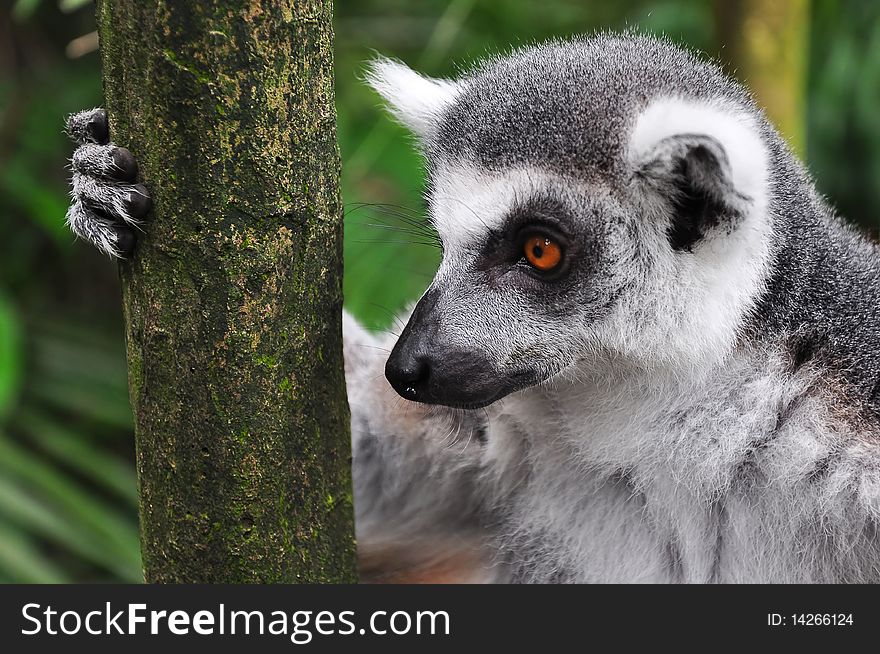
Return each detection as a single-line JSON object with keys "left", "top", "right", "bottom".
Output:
{"left": 357, "top": 222, "right": 440, "bottom": 241}
{"left": 350, "top": 219, "right": 440, "bottom": 243}
{"left": 346, "top": 203, "right": 432, "bottom": 227}
{"left": 356, "top": 344, "right": 392, "bottom": 353}
{"left": 345, "top": 202, "right": 438, "bottom": 236}
{"left": 431, "top": 194, "right": 492, "bottom": 233}
{"left": 368, "top": 303, "right": 408, "bottom": 332}
{"left": 352, "top": 239, "right": 441, "bottom": 248}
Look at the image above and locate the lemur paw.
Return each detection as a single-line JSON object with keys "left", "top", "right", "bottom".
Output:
{"left": 65, "top": 108, "right": 152, "bottom": 258}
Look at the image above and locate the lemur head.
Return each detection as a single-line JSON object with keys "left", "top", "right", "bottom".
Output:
{"left": 370, "top": 35, "right": 776, "bottom": 409}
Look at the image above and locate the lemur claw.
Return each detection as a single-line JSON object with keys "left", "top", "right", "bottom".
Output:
{"left": 64, "top": 108, "right": 152, "bottom": 258}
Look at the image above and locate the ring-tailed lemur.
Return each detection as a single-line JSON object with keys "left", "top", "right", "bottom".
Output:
{"left": 67, "top": 34, "right": 880, "bottom": 583}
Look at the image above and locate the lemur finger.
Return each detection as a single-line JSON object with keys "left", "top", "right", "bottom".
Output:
{"left": 72, "top": 143, "right": 138, "bottom": 182}
{"left": 66, "top": 108, "right": 109, "bottom": 145}
{"left": 65, "top": 200, "right": 136, "bottom": 259}
{"left": 72, "top": 172, "right": 152, "bottom": 225}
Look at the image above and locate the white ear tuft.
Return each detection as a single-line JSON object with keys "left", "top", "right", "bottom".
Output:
{"left": 630, "top": 97, "right": 768, "bottom": 204}
{"left": 365, "top": 56, "right": 461, "bottom": 139}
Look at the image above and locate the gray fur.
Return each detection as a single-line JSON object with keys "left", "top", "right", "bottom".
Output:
{"left": 70, "top": 173, "right": 144, "bottom": 227}
{"left": 355, "top": 33, "right": 880, "bottom": 582}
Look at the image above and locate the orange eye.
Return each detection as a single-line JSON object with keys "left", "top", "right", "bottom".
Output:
{"left": 524, "top": 235, "right": 563, "bottom": 272}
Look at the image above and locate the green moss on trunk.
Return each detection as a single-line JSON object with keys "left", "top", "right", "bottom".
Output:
{"left": 96, "top": 0, "right": 356, "bottom": 582}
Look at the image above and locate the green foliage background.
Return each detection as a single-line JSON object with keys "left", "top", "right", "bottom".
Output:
{"left": 0, "top": 0, "right": 878, "bottom": 581}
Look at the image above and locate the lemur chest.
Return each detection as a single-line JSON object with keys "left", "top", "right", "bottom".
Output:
{"left": 490, "top": 355, "right": 807, "bottom": 582}
{"left": 505, "top": 358, "right": 788, "bottom": 474}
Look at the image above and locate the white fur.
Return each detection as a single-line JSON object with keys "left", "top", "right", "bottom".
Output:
{"left": 484, "top": 343, "right": 880, "bottom": 582}
{"left": 591, "top": 97, "right": 775, "bottom": 368}
{"left": 630, "top": 97, "right": 769, "bottom": 206}
{"left": 365, "top": 58, "right": 461, "bottom": 138}
{"left": 428, "top": 162, "right": 559, "bottom": 254}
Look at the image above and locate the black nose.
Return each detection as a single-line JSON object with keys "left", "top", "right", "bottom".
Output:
{"left": 385, "top": 352, "right": 431, "bottom": 401}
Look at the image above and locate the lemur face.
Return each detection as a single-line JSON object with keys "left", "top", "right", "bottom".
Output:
{"left": 385, "top": 165, "right": 625, "bottom": 408}
{"left": 371, "top": 37, "right": 772, "bottom": 409}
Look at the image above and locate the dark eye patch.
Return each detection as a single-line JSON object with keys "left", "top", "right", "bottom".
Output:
{"left": 475, "top": 193, "right": 575, "bottom": 272}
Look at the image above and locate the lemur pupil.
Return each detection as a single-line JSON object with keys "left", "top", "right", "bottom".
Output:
{"left": 533, "top": 245, "right": 544, "bottom": 258}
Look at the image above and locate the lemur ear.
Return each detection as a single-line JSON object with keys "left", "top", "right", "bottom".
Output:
{"left": 630, "top": 99, "right": 768, "bottom": 252}
{"left": 365, "top": 56, "right": 461, "bottom": 139}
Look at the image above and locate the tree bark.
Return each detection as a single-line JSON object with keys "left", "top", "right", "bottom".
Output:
{"left": 96, "top": 0, "right": 357, "bottom": 582}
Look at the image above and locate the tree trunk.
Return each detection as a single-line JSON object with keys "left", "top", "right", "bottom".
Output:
{"left": 714, "top": 0, "right": 810, "bottom": 155}
{"left": 95, "top": 0, "right": 357, "bottom": 582}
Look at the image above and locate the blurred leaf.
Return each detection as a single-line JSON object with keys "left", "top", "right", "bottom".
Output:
{"left": 0, "top": 476, "right": 138, "bottom": 581}
{"left": 32, "top": 332, "right": 129, "bottom": 392}
{"left": 12, "top": 0, "right": 41, "bottom": 22}
{"left": 17, "top": 410, "right": 138, "bottom": 506}
{"left": 0, "top": 434, "right": 141, "bottom": 576}
{"left": 0, "top": 293, "right": 23, "bottom": 421}
{"left": 0, "top": 520, "right": 69, "bottom": 583}
{"left": 59, "top": 0, "right": 93, "bottom": 13}
{"left": 0, "top": 164, "right": 70, "bottom": 245}
{"left": 807, "top": 0, "right": 880, "bottom": 231}
{"left": 28, "top": 378, "right": 133, "bottom": 430}
{"left": 0, "top": 311, "right": 139, "bottom": 582}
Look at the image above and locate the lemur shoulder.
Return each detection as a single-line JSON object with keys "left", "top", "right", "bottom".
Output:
{"left": 67, "top": 33, "right": 880, "bottom": 583}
